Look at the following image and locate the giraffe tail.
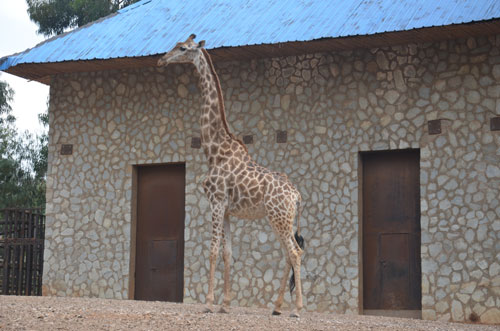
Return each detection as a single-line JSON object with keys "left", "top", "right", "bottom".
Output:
{"left": 289, "top": 197, "right": 304, "bottom": 295}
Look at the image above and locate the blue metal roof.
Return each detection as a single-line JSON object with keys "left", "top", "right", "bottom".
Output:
{"left": 2, "top": 0, "right": 500, "bottom": 71}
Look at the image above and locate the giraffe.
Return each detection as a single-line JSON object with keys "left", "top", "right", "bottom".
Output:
{"left": 158, "top": 34, "right": 305, "bottom": 317}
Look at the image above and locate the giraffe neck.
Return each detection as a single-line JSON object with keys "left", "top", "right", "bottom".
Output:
{"left": 194, "top": 49, "right": 239, "bottom": 158}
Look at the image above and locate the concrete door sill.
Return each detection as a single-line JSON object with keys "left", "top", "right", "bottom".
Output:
{"left": 363, "top": 310, "right": 422, "bottom": 319}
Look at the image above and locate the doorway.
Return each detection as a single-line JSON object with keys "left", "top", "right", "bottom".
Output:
{"left": 134, "top": 163, "right": 185, "bottom": 302}
{"left": 362, "top": 149, "right": 421, "bottom": 316}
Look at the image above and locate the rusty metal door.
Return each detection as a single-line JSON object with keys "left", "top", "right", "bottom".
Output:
{"left": 362, "top": 150, "right": 421, "bottom": 310}
{"left": 135, "top": 164, "right": 185, "bottom": 302}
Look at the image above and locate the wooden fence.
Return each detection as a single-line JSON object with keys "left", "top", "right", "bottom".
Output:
{"left": 0, "top": 209, "right": 45, "bottom": 296}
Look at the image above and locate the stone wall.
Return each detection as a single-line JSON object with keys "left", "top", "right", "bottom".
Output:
{"left": 44, "top": 34, "right": 500, "bottom": 323}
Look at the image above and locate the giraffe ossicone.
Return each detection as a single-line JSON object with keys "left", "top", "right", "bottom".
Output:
{"left": 158, "top": 34, "right": 305, "bottom": 317}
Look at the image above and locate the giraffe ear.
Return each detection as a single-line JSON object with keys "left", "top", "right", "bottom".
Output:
{"left": 198, "top": 40, "right": 206, "bottom": 48}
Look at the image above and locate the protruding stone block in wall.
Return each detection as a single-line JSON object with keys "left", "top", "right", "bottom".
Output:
{"left": 490, "top": 116, "right": 500, "bottom": 131}
{"left": 428, "top": 120, "right": 441, "bottom": 135}
{"left": 276, "top": 130, "right": 287, "bottom": 143}
{"left": 243, "top": 135, "right": 254, "bottom": 144}
{"left": 60, "top": 144, "right": 73, "bottom": 155}
{"left": 191, "top": 137, "right": 201, "bottom": 149}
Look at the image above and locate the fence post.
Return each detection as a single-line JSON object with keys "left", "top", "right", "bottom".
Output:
{"left": 1, "top": 210, "right": 11, "bottom": 294}
{"left": 0, "top": 209, "right": 45, "bottom": 296}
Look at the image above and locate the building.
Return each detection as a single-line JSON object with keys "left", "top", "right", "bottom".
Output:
{"left": 1, "top": 0, "right": 499, "bottom": 324}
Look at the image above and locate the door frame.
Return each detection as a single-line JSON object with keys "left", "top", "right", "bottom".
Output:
{"left": 128, "top": 162, "right": 185, "bottom": 300}
{"left": 358, "top": 149, "right": 422, "bottom": 318}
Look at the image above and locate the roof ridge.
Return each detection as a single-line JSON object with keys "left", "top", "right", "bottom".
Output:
{"left": 0, "top": 0, "right": 156, "bottom": 66}
{"left": 1, "top": 0, "right": 500, "bottom": 74}
{"left": 0, "top": 10, "right": 121, "bottom": 68}
{"left": 119, "top": 0, "right": 153, "bottom": 14}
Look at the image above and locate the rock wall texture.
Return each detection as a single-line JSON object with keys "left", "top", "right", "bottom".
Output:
{"left": 43, "top": 34, "right": 499, "bottom": 323}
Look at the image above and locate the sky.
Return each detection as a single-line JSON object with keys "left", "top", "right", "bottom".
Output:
{"left": 0, "top": 1, "right": 49, "bottom": 135}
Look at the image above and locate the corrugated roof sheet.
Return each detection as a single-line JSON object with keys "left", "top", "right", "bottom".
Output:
{"left": 2, "top": 0, "right": 500, "bottom": 71}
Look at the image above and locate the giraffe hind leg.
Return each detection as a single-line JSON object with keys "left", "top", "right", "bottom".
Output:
{"left": 287, "top": 231, "right": 304, "bottom": 318}
{"left": 269, "top": 216, "right": 304, "bottom": 317}
{"left": 289, "top": 231, "right": 305, "bottom": 294}
{"left": 272, "top": 256, "right": 291, "bottom": 316}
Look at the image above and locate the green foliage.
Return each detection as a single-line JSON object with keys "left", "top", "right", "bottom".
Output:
{"left": 0, "top": 79, "right": 48, "bottom": 210}
{"left": 34, "top": 111, "right": 48, "bottom": 183}
{"left": 27, "top": 0, "right": 141, "bottom": 37}
{"left": 0, "top": 80, "right": 15, "bottom": 125}
{"left": 0, "top": 130, "right": 47, "bottom": 209}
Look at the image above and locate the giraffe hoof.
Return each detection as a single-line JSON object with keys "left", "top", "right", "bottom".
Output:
{"left": 218, "top": 306, "right": 229, "bottom": 314}
{"left": 272, "top": 310, "right": 282, "bottom": 316}
{"left": 289, "top": 312, "right": 300, "bottom": 318}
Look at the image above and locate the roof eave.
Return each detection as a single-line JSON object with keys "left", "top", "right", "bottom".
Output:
{"left": 5, "top": 19, "right": 500, "bottom": 85}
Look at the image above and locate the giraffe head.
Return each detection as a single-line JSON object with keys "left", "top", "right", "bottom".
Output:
{"left": 157, "top": 34, "right": 206, "bottom": 66}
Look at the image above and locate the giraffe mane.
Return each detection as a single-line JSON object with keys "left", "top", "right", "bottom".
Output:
{"left": 201, "top": 48, "right": 248, "bottom": 153}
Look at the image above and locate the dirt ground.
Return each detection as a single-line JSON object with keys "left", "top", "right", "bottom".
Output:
{"left": 0, "top": 296, "right": 497, "bottom": 330}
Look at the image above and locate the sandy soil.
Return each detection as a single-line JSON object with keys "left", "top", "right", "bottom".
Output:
{"left": 0, "top": 296, "right": 496, "bottom": 330}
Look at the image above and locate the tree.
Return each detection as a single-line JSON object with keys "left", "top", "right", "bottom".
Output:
{"left": 35, "top": 111, "right": 48, "bottom": 182}
{"left": 0, "top": 80, "right": 15, "bottom": 125}
{"left": 0, "top": 130, "right": 46, "bottom": 209}
{"left": 27, "top": 0, "right": 141, "bottom": 37}
{"left": 0, "top": 79, "right": 48, "bottom": 210}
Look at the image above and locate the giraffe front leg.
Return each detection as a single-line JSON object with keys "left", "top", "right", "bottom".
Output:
{"left": 219, "top": 214, "right": 232, "bottom": 314}
{"left": 204, "top": 237, "right": 219, "bottom": 313}
{"left": 204, "top": 205, "right": 225, "bottom": 313}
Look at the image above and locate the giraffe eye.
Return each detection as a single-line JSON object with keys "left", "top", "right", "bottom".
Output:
{"left": 180, "top": 46, "right": 187, "bottom": 51}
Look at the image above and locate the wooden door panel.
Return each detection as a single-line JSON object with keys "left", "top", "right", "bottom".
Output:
{"left": 362, "top": 150, "right": 421, "bottom": 310}
{"left": 135, "top": 164, "right": 185, "bottom": 302}
{"left": 147, "top": 240, "right": 179, "bottom": 301}
{"left": 379, "top": 233, "right": 410, "bottom": 308}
